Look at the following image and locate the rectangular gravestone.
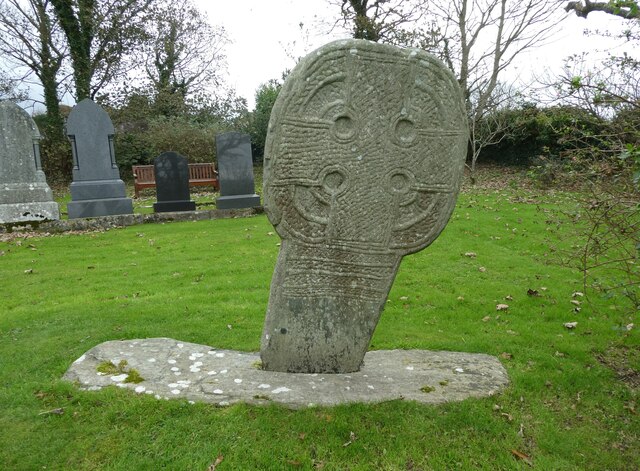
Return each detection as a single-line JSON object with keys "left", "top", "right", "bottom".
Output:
{"left": 215, "top": 132, "right": 260, "bottom": 209}
{"left": 153, "top": 152, "right": 196, "bottom": 212}
{"left": 66, "top": 99, "right": 133, "bottom": 219}
{"left": 0, "top": 100, "right": 59, "bottom": 223}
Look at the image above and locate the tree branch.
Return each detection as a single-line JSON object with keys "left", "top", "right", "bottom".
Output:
{"left": 565, "top": 1, "right": 640, "bottom": 20}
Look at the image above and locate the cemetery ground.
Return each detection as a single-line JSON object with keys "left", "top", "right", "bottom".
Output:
{"left": 1, "top": 171, "right": 638, "bottom": 470}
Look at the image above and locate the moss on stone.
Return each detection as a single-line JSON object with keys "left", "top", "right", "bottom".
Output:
{"left": 124, "top": 369, "right": 144, "bottom": 384}
{"left": 96, "top": 361, "right": 120, "bottom": 375}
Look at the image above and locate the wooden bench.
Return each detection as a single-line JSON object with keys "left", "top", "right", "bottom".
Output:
{"left": 132, "top": 162, "right": 219, "bottom": 197}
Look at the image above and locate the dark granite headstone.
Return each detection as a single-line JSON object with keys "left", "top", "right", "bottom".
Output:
{"left": 66, "top": 99, "right": 133, "bottom": 219}
{"left": 0, "top": 100, "right": 59, "bottom": 223}
{"left": 215, "top": 132, "right": 260, "bottom": 209}
{"left": 153, "top": 152, "right": 196, "bottom": 212}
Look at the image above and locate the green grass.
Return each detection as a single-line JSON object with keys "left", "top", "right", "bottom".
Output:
{"left": 1, "top": 187, "right": 638, "bottom": 470}
{"left": 53, "top": 186, "right": 222, "bottom": 217}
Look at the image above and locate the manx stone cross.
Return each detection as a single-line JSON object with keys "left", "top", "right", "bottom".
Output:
{"left": 260, "top": 39, "right": 468, "bottom": 373}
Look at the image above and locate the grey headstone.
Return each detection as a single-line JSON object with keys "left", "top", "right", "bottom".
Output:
{"left": 0, "top": 100, "right": 59, "bottom": 223}
{"left": 215, "top": 132, "right": 260, "bottom": 209}
{"left": 153, "top": 152, "right": 196, "bottom": 213}
{"left": 66, "top": 99, "right": 133, "bottom": 219}
{"left": 261, "top": 40, "right": 468, "bottom": 373}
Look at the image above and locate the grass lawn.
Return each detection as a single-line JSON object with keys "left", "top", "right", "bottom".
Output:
{"left": 1, "top": 183, "right": 638, "bottom": 470}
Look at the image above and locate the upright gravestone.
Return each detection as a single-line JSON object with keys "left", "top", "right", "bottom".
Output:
{"left": 66, "top": 99, "right": 133, "bottom": 219}
{"left": 215, "top": 132, "right": 260, "bottom": 209}
{"left": 153, "top": 152, "right": 196, "bottom": 213}
{"left": 260, "top": 39, "right": 469, "bottom": 373}
{"left": 0, "top": 101, "right": 59, "bottom": 223}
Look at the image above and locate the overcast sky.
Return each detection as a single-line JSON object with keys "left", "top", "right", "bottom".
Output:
{"left": 193, "top": 0, "right": 344, "bottom": 108}
{"left": 196, "top": 0, "right": 634, "bottom": 109}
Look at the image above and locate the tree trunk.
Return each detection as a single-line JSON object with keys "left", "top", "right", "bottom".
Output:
{"left": 51, "top": 0, "right": 94, "bottom": 101}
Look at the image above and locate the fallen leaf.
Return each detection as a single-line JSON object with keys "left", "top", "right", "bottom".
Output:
{"left": 457, "top": 296, "right": 465, "bottom": 301}
{"left": 286, "top": 460, "right": 302, "bottom": 467}
{"left": 564, "top": 322, "right": 578, "bottom": 329}
{"left": 464, "top": 252, "right": 477, "bottom": 258}
{"left": 482, "top": 316, "right": 491, "bottom": 322}
{"left": 267, "top": 231, "right": 274, "bottom": 236}
{"left": 343, "top": 431, "right": 357, "bottom": 447}
{"left": 572, "top": 291, "right": 584, "bottom": 298}
{"left": 24, "top": 268, "right": 33, "bottom": 274}
{"left": 527, "top": 289, "right": 540, "bottom": 297}
{"left": 38, "top": 408, "right": 64, "bottom": 416}
{"left": 510, "top": 449, "right": 533, "bottom": 467}
{"left": 0, "top": 250, "right": 5, "bottom": 256}
{"left": 479, "top": 266, "right": 487, "bottom": 272}
{"left": 500, "top": 412, "right": 513, "bottom": 422}
{"left": 493, "top": 404, "right": 502, "bottom": 411}
{"left": 500, "top": 352, "right": 513, "bottom": 360}
{"left": 570, "top": 300, "right": 581, "bottom": 306}
{"left": 517, "top": 423, "right": 525, "bottom": 438}
{"left": 206, "top": 455, "right": 224, "bottom": 471}
{"left": 496, "top": 304, "right": 509, "bottom": 311}
{"left": 298, "top": 432, "right": 306, "bottom": 440}
{"left": 505, "top": 295, "right": 513, "bottom": 301}
{"left": 627, "top": 323, "right": 634, "bottom": 331}
{"left": 399, "top": 296, "right": 409, "bottom": 301}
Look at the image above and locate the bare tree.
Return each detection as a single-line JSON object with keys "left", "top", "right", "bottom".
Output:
{"left": 331, "top": 0, "right": 564, "bottom": 176}
{"left": 418, "top": 0, "right": 564, "bottom": 174}
{"left": 332, "top": 0, "right": 429, "bottom": 43}
{"left": 142, "top": 0, "right": 229, "bottom": 113}
{"left": 553, "top": 53, "right": 640, "bottom": 117}
{"left": 546, "top": 6, "right": 640, "bottom": 315}
{"left": 0, "top": 0, "right": 66, "bottom": 137}
{"left": 565, "top": 1, "right": 640, "bottom": 20}
{"left": 0, "top": 69, "right": 27, "bottom": 101}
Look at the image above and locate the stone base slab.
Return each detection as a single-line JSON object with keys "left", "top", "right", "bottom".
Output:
{"left": 63, "top": 338, "right": 509, "bottom": 409}
{"left": 0, "top": 201, "right": 59, "bottom": 223}
{"left": 67, "top": 198, "right": 133, "bottom": 219}
{"left": 216, "top": 194, "right": 261, "bottom": 210}
{"left": 153, "top": 200, "right": 196, "bottom": 213}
